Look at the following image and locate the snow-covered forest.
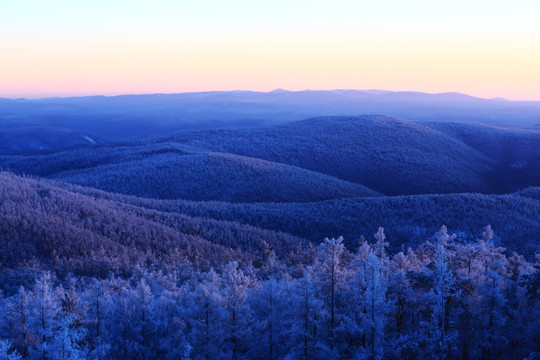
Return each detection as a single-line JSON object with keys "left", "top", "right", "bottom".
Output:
{"left": 2, "top": 115, "right": 540, "bottom": 359}
{"left": 1, "top": 226, "right": 539, "bottom": 360}
{"left": 3, "top": 0, "right": 540, "bottom": 357}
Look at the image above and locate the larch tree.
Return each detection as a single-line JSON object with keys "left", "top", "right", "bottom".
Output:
{"left": 362, "top": 250, "right": 390, "bottom": 360}
{"left": 187, "top": 269, "right": 225, "bottom": 360}
{"left": 221, "top": 261, "right": 255, "bottom": 360}
{"left": 427, "top": 241, "right": 458, "bottom": 360}
{"left": 312, "top": 237, "right": 349, "bottom": 355}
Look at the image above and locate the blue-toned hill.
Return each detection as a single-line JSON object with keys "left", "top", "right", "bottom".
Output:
{"left": 153, "top": 115, "right": 497, "bottom": 195}
{"left": 0, "top": 171, "right": 304, "bottom": 272}
{"left": 55, "top": 181, "right": 540, "bottom": 258}
{"left": 3, "top": 116, "right": 540, "bottom": 199}
{"left": 0, "top": 119, "right": 104, "bottom": 152}
{"left": 426, "top": 122, "right": 540, "bottom": 192}
{"left": 51, "top": 150, "right": 378, "bottom": 202}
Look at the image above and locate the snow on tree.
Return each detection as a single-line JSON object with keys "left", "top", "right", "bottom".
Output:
{"left": 312, "top": 237, "right": 349, "bottom": 355}
{"left": 362, "top": 250, "right": 390, "bottom": 360}
{"left": 286, "top": 268, "right": 323, "bottom": 360}
{"left": 0, "top": 340, "right": 22, "bottom": 360}
{"left": 426, "top": 240, "right": 458, "bottom": 360}
{"left": 187, "top": 269, "right": 226, "bottom": 360}
{"left": 221, "top": 261, "right": 255, "bottom": 360}
{"left": 248, "top": 277, "right": 293, "bottom": 360}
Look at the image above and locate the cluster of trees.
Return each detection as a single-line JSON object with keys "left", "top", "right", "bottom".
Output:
{"left": 1, "top": 226, "right": 539, "bottom": 359}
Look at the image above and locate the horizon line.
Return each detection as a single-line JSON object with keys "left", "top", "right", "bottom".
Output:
{"left": 1, "top": 89, "right": 539, "bottom": 102}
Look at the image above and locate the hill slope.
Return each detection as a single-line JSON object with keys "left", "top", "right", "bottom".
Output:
{"left": 51, "top": 150, "right": 378, "bottom": 201}
{"left": 3, "top": 116, "right": 540, "bottom": 199}
{"left": 154, "top": 115, "right": 497, "bottom": 195}
{"left": 56, "top": 181, "right": 540, "bottom": 257}
{"left": 426, "top": 122, "right": 540, "bottom": 192}
{"left": 0, "top": 119, "right": 103, "bottom": 152}
{"left": 0, "top": 172, "right": 304, "bottom": 273}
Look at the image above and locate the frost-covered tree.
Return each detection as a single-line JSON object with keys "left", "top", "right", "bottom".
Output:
{"left": 373, "top": 228, "right": 389, "bottom": 260}
{"left": 362, "top": 251, "right": 390, "bottom": 360}
{"left": 286, "top": 269, "right": 323, "bottom": 360}
{"left": 29, "top": 272, "right": 61, "bottom": 360}
{"left": 312, "top": 237, "right": 349, "bottom": 355}
{"left": 248, "top": 277, "right": 293, "bottom": 360}
{"left": 0, "top": 340, "right": 22, "bottom": 360}
{"left": 221, "top": 262, "right": 254, "bottom": 360}
{"left": 476, "top": 268, "right": 508, "bottom": 359}
{"left": 2, "top": 287, "right": 34, "bottom": 359}
{"left": 187, "top": 269, "right": 226, "bottom": 360}
{"left": 44, "top": 314, "right": 87, "bottom": 360}
{"left": 426, "top": 242, "right": 458, "bottom": 360}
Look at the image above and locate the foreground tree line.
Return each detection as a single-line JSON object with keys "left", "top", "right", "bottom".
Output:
{"left": 0, "top": 226, "right": 539, "bottom": 360}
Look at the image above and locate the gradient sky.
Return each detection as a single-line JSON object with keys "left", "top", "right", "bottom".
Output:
{"left": 1, "top": 0, "right": 539, "bottom": 100}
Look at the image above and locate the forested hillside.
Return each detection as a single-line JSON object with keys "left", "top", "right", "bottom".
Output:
{"left": 5, "top": 116, "right": 540, "bottom": 198}
{"left": 51, "top": 180, "right": 540, "bottom": 258}
{"left": 426, "top": 122, "right": 540, "bottom": 191}
{"left": 0, "top": 172, "right": 305, "bottom": 277}
{"left": 157, "top": 116, "right": 497, "bottom": 195}
{"left": 51, "top": 151, "right": 378, "bottom": 202}
{"left": 1, "top": 213, "right": 539, "bottom": 359}
{"left": 1, "top": 113, "right": 540, "bottom": 359}
{"left": 0, "top": 119, "right": 103, "bottom": 152}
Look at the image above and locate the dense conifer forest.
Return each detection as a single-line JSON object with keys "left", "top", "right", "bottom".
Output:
{"left": 1, "top": 111, "right": 540, "bottom": 359}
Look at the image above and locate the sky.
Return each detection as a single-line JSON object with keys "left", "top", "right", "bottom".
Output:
{"left": 1, "top": 0, "right": 539, "bottom": 100}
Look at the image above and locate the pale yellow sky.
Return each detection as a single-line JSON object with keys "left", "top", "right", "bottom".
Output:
{"left": 1, "top": 0, "right": 539, "bottom": 100}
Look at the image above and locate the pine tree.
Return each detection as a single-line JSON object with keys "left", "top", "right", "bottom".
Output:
{"left": 477, "top": 269, "right": 507, "bottom": 359}
{"left": 248, "top": 277, "right": 292, "bottom": 360}
{"left": 29, "top": 272, "right": 61, "bottom": 360}
{"left": 287, "top": 269, "right": 323, "bottom": 360}
{"left": 3, "top": 287, "right": 34, "bottom": 359}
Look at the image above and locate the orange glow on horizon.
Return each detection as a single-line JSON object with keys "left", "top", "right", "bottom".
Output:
{"left": 1, "top": 27, "right": 539, "bottom": 101}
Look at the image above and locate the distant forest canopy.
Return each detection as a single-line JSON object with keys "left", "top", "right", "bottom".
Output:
{"left": 1, "top": 104, "right": 540, "bottom": 359}
{"left": 2, "top": 116, "right": 540, "bottom": 197}
{"left": 1, "top": 89, "right": 540, "bottom": 145}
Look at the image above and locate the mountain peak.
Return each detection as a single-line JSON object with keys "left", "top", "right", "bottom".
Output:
{"left": 269, "top": 88, "right": 290, "bottom": 94}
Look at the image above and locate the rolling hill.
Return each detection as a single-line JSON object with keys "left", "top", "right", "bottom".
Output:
{"left": 0, "top": 171, "right": 304, "bottom": 274}
{"left": 0, "top": 119, "right": 104, "bottom": 152}
{"left": 426, "top": 122, "right": 540, "bottom": 192}
{"left": 3, "top": 115, "right": 540, "bottom": 198}
{"left": 55, "top": 181, "right": 540, "bottom": 257}
{"left": 51, "top": 150, "right": 378, "bottom": 202}
{"left": 153, "top": 115, "right": 499, "bottom": 195}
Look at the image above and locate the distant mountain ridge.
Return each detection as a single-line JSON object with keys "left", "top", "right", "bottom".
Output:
{"left": 1, "top": 89, "right": 540, "bottom": 147}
